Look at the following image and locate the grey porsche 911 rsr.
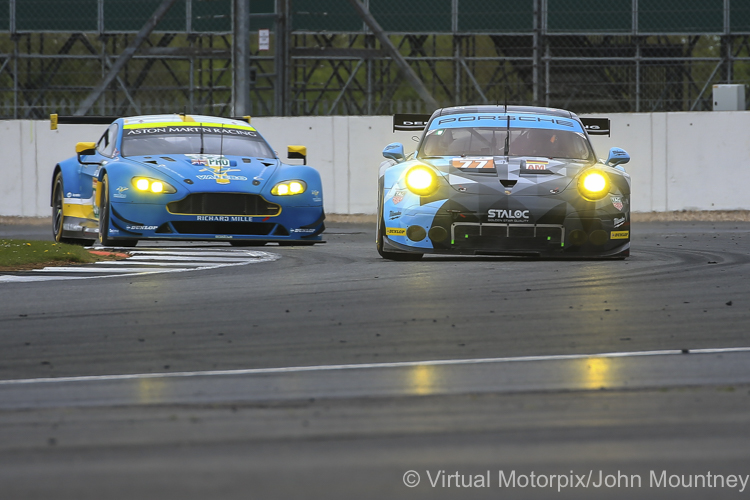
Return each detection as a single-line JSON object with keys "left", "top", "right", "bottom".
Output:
{"left": 377, "top": 105, "right": 631, "bottom": 260}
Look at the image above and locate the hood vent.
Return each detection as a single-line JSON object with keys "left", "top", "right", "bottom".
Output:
{"left": 500, "top": 179, "right": 517, "bottom": 188}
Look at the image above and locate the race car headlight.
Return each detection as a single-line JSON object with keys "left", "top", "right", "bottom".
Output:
{"left": 405, "top": 166, "right": 438, "bottom": 196}
{"left": 271, "top": 180, "right": 307, "bottom": 196}
{"left": 132, "top": 177, "right": 177, "bottom": 194}
{"left": 578, "top": 170, "right": 611, "bottom": 201}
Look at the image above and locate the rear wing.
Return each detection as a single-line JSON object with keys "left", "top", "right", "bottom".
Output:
{"left": 393, "top": 113, "right": 431, "bottom": 132}
{"left": 580, "top": 117, "right": 610, "bottom": 136}
{"left": 49, "top": 114, "right": 253, "bottom": 130}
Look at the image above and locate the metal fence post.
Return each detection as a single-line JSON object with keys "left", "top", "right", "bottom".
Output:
{"left": 234, "top": 0, "right": 250, "bottom": 116}
{"left": 274, "top": 0, "right": 289, "bottom": 116}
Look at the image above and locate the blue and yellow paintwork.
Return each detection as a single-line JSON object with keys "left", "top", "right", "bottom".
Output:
{"left": 51, "top": 114, "right": 325, "bottom": 246}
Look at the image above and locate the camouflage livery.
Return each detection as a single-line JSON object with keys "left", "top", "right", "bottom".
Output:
{"left": 376, "top": 105, "right": 631, "bottom": 260}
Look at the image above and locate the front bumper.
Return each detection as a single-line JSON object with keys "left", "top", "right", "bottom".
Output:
{"left": 106, "top": 200, "right": 325, "bottom": 243}
{"left": 383, "top": 200, "right": 630, "bottom": 258}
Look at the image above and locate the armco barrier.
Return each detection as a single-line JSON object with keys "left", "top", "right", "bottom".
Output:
{"left": 1, "top": 112, "right": 749, "bottom": 218}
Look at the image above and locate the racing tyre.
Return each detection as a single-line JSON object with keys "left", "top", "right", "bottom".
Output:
{"left": 52, "top": 171, "right": 94, "bottom": 246}
{"left": 377, "top": 218, "right": 423, "bottom": 261}
{"left": 98, "top": 174, "right": 138, "bottom": 247}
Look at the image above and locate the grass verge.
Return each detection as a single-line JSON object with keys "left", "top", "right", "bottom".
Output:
{"left": 0, "top": 240, "right": 128, "bottom": 271}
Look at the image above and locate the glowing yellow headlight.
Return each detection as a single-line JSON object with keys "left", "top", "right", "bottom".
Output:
{"left": 132, "top": 177, "right": 176, "bottom": 194}
{"left": 579, "top": 170, "right": 610, "bottom": 201}
{"left": 135, "top": 178, "right": 150, "bottom": 191}
{"left": 271, "top": 180, "right": 307, "bottom": 196}
{"left": 405, "top": 166, "right": 438, "bottom": 196}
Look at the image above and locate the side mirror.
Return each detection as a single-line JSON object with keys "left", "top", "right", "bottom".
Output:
{"left": 76, "top": 141, "right": 96, "bottom": 156}
{"left": 287, "top": 145, "right": 307, "bottom": 165}
{"left": 383, "top": 142, "right": 405, "bottom": 162}
{"left": 606, "top": 147, "right": 630, "bottom": 167}
{"left": 76, "top": 141, "right": 97, "bottom": 164}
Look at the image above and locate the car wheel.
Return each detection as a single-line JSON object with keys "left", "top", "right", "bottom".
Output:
{"left": 230, "top": 241, "right": 267, "bottom": 247}
{"left": 52, "top": 171, "right": 94, "bottom": 246}
{"left": 98, "top": 173, "right": 138, "bottom": 247}
{"left": 377, "top": 217, "right": 423, "bottom": 261}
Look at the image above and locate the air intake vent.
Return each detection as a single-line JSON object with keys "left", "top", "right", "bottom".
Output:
{"left": 167, "top": 193, "right": 280, "bottom": 216}
{"left": 500, "top": 180, "right": 517, "bottom": 188}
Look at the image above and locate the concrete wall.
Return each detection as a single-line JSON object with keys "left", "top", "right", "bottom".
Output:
{"left": 2, "top": 112, "right": 749, "bottom": 217}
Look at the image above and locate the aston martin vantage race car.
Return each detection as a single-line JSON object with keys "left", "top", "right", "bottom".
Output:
{"left": 51, "top": 114, "right": 325, "bottom": 247}
{"left": 377, "top": 105, "right": 631, "bottom": 260}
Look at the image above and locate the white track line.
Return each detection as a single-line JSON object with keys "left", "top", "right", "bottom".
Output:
{"left": 128, "top": 251, "right": 263, "bottom": 257}
{"left": 93, "top": 261, "right": 209, "bottom": 267}
{"left": 32, "top": 267, "right": 164, "bottom": 273}
{"left": 2, "top": 346, "right": 750, "bottom": 386}
{"left": 127, "top": 255, "right": 252, "bottom": 262}
{"left": 0, "top": 250, "right": 280, "bottom": 282}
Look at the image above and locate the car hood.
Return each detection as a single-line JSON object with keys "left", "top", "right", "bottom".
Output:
{"left": 126, "top": 154, "right": 280, "bottom": 191}
{"left": 422, "top": 156, "right": 594, "bottom": 196}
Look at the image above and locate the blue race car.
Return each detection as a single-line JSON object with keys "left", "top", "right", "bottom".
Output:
{"left": 377, "top": 105, "right": 631, "bottom": 260}
{"left": 51, "top": 114, "right": 325, "bottom": 247}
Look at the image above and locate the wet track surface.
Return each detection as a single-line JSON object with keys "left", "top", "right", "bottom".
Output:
{"left": 1, "top": 220, "right": 749, "bottom": 499}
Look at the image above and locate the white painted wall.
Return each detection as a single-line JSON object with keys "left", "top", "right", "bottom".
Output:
{"left": 2, "top": 112, "right": 749, "bottom": 217}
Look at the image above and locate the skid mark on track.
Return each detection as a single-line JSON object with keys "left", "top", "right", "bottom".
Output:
{"left": 0, "top": 247, "right": 280, "bottom": 283}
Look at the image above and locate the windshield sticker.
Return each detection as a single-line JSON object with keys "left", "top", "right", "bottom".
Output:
{"left": 433, "top": 114, "right": 580, "bottom": 132}
{"left": 611, "top": 196, "right": 624, "bottom": 211}
{"left": 124, "top": 125, "right": 257, "bottom": 137}
{"left": 452, "top": 157, "right": 494, "bottom": 169}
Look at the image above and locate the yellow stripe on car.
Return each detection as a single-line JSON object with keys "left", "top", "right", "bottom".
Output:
{"left": 63, "top": 203, "right": 95, "bottom": 220}
{"left": 123, "top": 122, "right": 256, "bottom": 131}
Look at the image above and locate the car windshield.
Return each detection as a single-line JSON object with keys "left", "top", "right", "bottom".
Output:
{"left": 121, "top": 125, "right": 276, "bottom": 158}
{"left": 419, "top": 126, "right": 593, "bottom": 160}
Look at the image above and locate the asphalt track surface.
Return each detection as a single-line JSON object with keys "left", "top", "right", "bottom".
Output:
{"left": 1, "top": 220, "right": 749, "bottom": 499}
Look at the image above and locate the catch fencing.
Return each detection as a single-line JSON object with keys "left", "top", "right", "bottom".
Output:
{"left": 0, "top": 0, "right": 748, "bottom": 118}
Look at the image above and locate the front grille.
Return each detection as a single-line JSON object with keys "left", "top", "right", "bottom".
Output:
{"left": 452, "top": 223, "right": 563, "bottom": 251}
{"left": 167, "top": 193, "right": 280, "bottom": 216}
{"left": 171, "top": 221, "right": 276, "bottom": 235}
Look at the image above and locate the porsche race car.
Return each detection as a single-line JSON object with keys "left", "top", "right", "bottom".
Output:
{"left": 51, "top": 114, "right": 325, "bottom": 247}
{"left": 377, "top": 105, "right": 631, "bottom": 260}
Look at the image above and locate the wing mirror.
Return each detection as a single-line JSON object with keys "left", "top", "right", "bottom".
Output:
{"left": 76, "top": 142, "right": 98, "bottom": 164}
{"left": 606, "top": 147, "right": 630, "bottom": 167}
{"left": 383, "top": 142, "right": 405, "bottom": 162}
{"left": 287, "top": 145, "right": 307, "bottom": 165}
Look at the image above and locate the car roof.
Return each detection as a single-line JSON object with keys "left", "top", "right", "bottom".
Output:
{"left": 431, "top": 105, "right": 577, "bottom": 120}
{"left": 120, "top": 114, "right": 251, "bottom": 127}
